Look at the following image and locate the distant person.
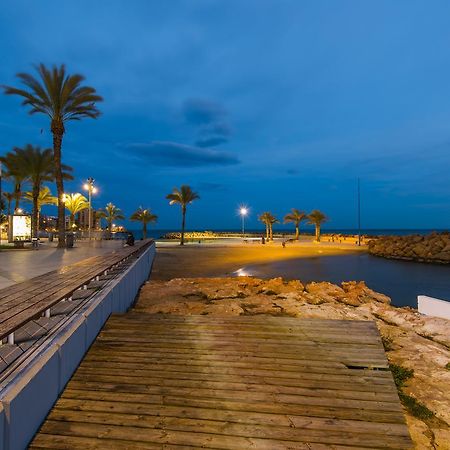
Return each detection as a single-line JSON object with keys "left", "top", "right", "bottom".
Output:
{"left": 282, "top": 241, "right": 286, "bottom": 248}
{"left": 261, "top": 236, "right": 265, "bottom": 244}
{"left": 126, "top": 232, "right": 135, "bottom": 246}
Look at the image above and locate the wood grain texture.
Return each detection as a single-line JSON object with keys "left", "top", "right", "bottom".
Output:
{"left": 0, "top": 240, "right": 151, "bottom": 340}
{"left": 31, "top": 315, "right": 412, "bottom": 449}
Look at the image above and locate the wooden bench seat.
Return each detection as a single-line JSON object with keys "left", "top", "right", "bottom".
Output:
{"left": 0, "top": 241, "right": 152, "bottom": 342}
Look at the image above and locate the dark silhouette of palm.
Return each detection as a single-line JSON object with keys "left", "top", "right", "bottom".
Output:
{"left": 308, "top": 209, "right": 327, "bottom": 242}
{"left": 284, "top": 208, "right": 307, "bottom": 240}
{"left": 3, "top": 64, "right": 102, "bottom": 247}
{"left": 166, "top": 185, "right": 200, "bottom": 245}
{"left": 2, "top": 192, "right": 15, "bottom": 216}
{"left": 259, "top": 211, "right": 278, "bottom": 241}
{"left": 14, "top": 145, "right": 73, "bottom": 238}
{"left": 0, "top": 150, "right": 29, "bottom": 212}
{"left": 130, "top": 207, "right": 158, "bottom": 240}
{"left": 98, "top": 202, "right": 124, "bottom": 233}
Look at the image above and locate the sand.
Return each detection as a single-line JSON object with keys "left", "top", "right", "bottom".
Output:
{"left": 151, "top": 240, "right": 365, "bottom": 280}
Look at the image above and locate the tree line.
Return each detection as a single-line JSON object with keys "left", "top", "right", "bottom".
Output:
{"left": 0, "top": 63, "right": 327, "bottom": 246}
{"left": 260, "top": 209, "right": 328, "bottom": 242}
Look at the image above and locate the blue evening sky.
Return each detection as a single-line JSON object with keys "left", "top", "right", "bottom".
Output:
{"left": 1, "top": 0, "right": 449, "bottom": 231}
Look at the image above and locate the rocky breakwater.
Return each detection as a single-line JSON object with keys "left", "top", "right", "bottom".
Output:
{"left": 368, "top": 232, "right": 450, "bottom": 264}
{"left": 138, "top": 277, "right": 450, "bottom": 448}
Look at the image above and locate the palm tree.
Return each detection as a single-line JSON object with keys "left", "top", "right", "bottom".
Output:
{"left": 284, "top": 208, "right": 307, "bottom": 240}
{"left": 63, "top": 193, "right": 89, "bottom": 229}
{"left": 259, "top": 212, "right": 278, "bottom": 241}
{"left": 24, "top": 186, "right": 57, "bottom": 231}
{"left": 97, "top": 202, "right": 124, "bottom": 233}
{"left": 130, "top": 207, "right": 158, "bottom": 239}
{"left": 3, "top": 64, "right": 102, "bottom": 247}
{"left": 308, "top": 210, "right": 328, "bottom": 242}
{"left": 0, "top": 150, "right": 29, "bottom": 212}
{"left": 166, "top": 185, "right": 200, "bottom": 245}
{"left": 2, "top": 192, "right": 15, "bottom": 216}
{"left": 14, "top": 145, "right": 73, "bottom": 238}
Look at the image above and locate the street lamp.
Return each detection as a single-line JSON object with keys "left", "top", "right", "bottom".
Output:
{"left": 83, "top": 177, "right": 97, "bottom": 240}
{"left": 239, "top": 207, "right": 248, "bottom": 238}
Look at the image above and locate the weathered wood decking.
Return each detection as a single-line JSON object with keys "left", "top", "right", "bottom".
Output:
{"left": 31, "top": 315, "right": 412, "bottom": 449}
{"left": 0, "top": 240, "right": 151, "bottom": 343}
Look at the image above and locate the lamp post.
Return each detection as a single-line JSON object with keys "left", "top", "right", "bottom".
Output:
{"left": 83, "top": 177, "right": 97, "bottom": 240}
{"left": 239, "top": 207, "right": 248, "bottom": 239}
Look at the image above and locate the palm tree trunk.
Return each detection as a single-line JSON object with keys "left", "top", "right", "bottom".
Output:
{"left": 315, "top": 224, "right": 320, "bottom": 242}
{"left": 269, "top": 224, "right": 273, "bottom": 241}
{"left": 14, "top": 183, "right": 21, "bottom": 212}
{"left": 295, "top": 224, "right": 299, "bottom": 240}
{"left": 143, "top": 222, "right": 147, "bottom": 240}
{"left": 69, "top": 214, "right": 74, "bottom": 228}
{"left": 52, "top": 121, "right": 66, "bottom": 248}
{"left": 265, "top": 224, "right": 269, "bottom": 240}
{"left": 181, "top": 206, "right": 186, "bottom": 245}
{"left": 7, "top": 199, "right": 11, "bottom": 217}
{"left": 32, "top": 184, "right": 39, "bottom": 239}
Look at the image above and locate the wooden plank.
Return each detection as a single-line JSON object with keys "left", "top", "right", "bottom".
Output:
{"left": 45, "top": 410, "right": 412, "bottom": 448}
{"left": 52, "top": 398, "right": 410, "bottom": 435}
{"left": 0, "top": 241, "right": 151, "bottom": 339}
{"left": 36, "top": 420, "right": 392, "bottom": 449}
{"left": 32, "top": 315, "right": 412, "bottom": 449}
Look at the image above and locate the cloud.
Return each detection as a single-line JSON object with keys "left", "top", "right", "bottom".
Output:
{"left": 196, "top": 136, "right": 229, "bottom": 147}
{"left": 122, "top": 141, "right": 240, "bottom": 167}
{"left": 182, "top": 99, "right": 225, "bottom": 125}
{"left": 183, "top": 98, "right": 232, "bottom": 147}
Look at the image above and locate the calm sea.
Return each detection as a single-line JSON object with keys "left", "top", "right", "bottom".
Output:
{"left": 128, "top": 228, "right": 448, "bottom": 240}
{"left": 122, "top": 228, "right": 449, "bottom": 308}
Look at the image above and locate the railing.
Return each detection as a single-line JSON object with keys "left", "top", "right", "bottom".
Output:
{"left": 0, "top": 240, "right": 153, "bottom": 345}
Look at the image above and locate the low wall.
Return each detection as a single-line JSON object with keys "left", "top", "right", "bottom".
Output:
{"left": 0, "top": 242, "right": 155, "bottom": 450}
{"left": 418, "top": 295, "right": 450, "bottom": 320}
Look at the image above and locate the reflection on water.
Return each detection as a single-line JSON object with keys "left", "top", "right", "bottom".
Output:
{"left": 244, "top": 253, "right": 450, "bottom": 308}
{"left": 234, "top": 268, "right": 251, "bottom": 277}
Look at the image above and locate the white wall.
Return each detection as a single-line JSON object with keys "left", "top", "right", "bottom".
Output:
{"left": 0, "top": 243, "right": 156, "bottom": 450}
{"left": 418, "top": 295, "right": 450, "bottom": 320}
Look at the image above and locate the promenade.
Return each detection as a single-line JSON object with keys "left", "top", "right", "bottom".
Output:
{"left": 0, "top": 241, "right": 123, "bottom": 289}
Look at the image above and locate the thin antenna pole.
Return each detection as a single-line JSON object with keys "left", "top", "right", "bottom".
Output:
{"left": 357, "top": 178, "right": 361, "bottom": 246}
{"left": 0, "top": 162, "right": 2, "bottom": 248}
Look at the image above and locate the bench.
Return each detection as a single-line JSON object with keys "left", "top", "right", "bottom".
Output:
{"left": 0, "top": 240, "right": 153, "bottom": 345}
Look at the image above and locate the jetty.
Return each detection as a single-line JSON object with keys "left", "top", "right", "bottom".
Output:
{"left": 32, "top": 315, "right": 411, "bottom": 449}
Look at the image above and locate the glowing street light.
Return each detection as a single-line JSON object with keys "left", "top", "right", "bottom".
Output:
{"left": 239, "top": 207, "right": 248, "bottom": 238}
{"left": 83, "top": 177, "right": 98, "bottom": 240}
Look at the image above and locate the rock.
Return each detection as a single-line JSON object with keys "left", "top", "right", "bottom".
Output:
{"left": 368, "top": 232, "right": 450, "bottom": 264}
{"left": 136, "top": 276, "right": 450, "bottom": 449}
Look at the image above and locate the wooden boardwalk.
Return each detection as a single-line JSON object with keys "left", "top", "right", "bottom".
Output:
{"left": 31, "top": 315, "right": 412, "bottom": 449}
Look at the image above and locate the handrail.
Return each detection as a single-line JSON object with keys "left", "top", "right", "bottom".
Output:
{"left": 0, "top": 240, "right": 153, "bottom": 343}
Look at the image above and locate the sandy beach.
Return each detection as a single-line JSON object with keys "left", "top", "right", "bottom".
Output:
{"left": 152, "top": 240, "right": 365, "bottom": 280}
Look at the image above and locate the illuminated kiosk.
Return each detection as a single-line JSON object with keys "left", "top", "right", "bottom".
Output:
{"left": 8, "top": 214, "right": 32, "bottom": 244}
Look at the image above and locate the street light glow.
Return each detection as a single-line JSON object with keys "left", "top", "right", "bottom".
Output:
{"left": 240, "top": 207, "right": 248, "bottom": 216}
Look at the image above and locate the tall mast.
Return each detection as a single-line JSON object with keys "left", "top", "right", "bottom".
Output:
{"left": 357, "top": 177, "right": 361, "bottom": 246}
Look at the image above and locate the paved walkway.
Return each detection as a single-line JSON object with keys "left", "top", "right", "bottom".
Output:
{"left": 0, "top": 241, "right": 123, "bottom": 289}
{"left": 31, "top": 315, "right": 412, "bottom": 449}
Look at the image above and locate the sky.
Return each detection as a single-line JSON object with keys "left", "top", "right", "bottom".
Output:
{"left": 0, "top": 0, "right": 449, "bottom": 231}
